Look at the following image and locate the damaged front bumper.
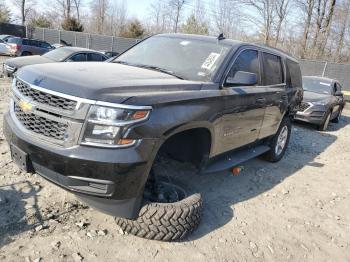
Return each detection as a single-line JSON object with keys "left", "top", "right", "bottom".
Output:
{"left": 3, "top": 111, "right": 158, "bottom": 219}
{"left": 294, "top": 103, "right": 327, "bottom": 125}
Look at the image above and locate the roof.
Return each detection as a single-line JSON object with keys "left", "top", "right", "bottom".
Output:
{"left": 58, "top": 46, "right": 96, "bottom": 52}
{"left": 156, "top": 33, "right": 298, "bottom": 62}
{"left": 303, "top": 76, "right": 337, "bottom": 83}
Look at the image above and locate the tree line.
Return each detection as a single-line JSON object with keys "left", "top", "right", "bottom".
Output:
{"left": 0, "top": 0, "right": 349, "bottom": 63}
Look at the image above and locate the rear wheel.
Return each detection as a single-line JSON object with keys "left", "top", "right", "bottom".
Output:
{"left": 115, "top": 174, "right": 202, "bottom": 241}
{"left": 264, "top": 117, "right": 291, "bottom": 162}
{"left": 21, "top": 51, "right": 32, "bottom": 56}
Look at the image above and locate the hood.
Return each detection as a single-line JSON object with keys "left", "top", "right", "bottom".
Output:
{"left": 302, "top": 90, "right": 332, "bottom": 103}
{"left": 16, "top": 62, "right": 204, "bottom": 104}
{"left": 6, "top": 55, "right": 54, "bottom": 68}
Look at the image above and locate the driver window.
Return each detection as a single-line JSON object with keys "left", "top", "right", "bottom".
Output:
{"left": 228, "top": 49, "right": 260, "bottom": 84}
{"left": 336, "top": 83, "right": 342, "bottom": 92}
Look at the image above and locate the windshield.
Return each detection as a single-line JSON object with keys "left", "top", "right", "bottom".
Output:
{"left": 303, "top": 78, "right": 332, "bottom": 95}
{"left": 114, "top": 36, "right": 231, "bottom": 81}
{"left": 42, "top": 48, "right": 74, "bottom": 62}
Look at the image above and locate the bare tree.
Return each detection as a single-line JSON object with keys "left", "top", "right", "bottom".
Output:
{"left": 274, "top": 0, "right": 291, "bottom": 47}
{"left": 297, "top": 0, "right": 315, "bottom": 58}
{"left": 168, "top": 0, "right": 187, "bottom": 33}
{"left": 107, "top": 0, "right": 128, "bottom": 36}
{"left": 12, "top": 0, "right": 36, "bottom": 25}
{"left": 334, "top": 0, "right": 350, "bottom": 61}
{"left": 72, "top": 0, "right": 82, "bottom": 21}
{"left": 242, "top": 0, "right": 277, "bottom": 45}
{"left": 90, "top": 0, "right": 109, "bottom": 34}
{"left": 147, "top": 0, "right": 171, "bottom": 33}
{"left": 213, "top": 0, "right": 241, "bottom": 39}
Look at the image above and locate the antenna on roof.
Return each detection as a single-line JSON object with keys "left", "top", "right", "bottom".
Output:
{"left": 217, "top": 33, "right": 225, "bottom": 41}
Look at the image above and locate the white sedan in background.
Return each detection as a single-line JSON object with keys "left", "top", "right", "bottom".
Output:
{"left": 0, "top": 39, "right": 11, "bottom": 55}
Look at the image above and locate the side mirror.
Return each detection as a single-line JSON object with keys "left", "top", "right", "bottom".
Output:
{"left": 335, "top": 91, "right": 343, "bottom": 96}
{"left": 225, "top": 71, "right": 257, "bottom": 86}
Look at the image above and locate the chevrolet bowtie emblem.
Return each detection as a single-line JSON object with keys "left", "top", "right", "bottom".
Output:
{"left": 18, "top": 99, "right": 34, "bottom": 113}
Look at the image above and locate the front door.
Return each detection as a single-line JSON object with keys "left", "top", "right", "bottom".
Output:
{"left": 218, "top": 49, "right": 266, "bottom": 152}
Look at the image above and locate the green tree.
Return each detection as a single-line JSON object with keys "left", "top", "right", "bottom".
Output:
{"left": 61, "top": 17, "right": 84, "bottom": 32}
{"left": 120, "top": 19, "right": 145, "bottom": 38}
{"left": 181, "top": 14, "right": 208, "bottom": 35}
{"left": 0, "top": 2, "right": 11, "bottom": 23}
{"left": 28, "top": 15, "right": 52, "bottom": 28}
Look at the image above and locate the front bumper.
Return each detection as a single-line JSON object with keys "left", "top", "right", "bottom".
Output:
{"left": 4, "top": 111, "right": 159, "bottom": 218}
{"left": 3, "top": 63, "right": 16, "bottom": 77}
{"left": 294, "top": 104, "right": 327, "bottom": 125}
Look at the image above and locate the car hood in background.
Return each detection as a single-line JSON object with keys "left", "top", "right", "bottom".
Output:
{"left": 16, "top": 62, "right": 206, "bottom": 104}
{"left": 5, "top": 55, "right": 54, "bottom": 68}
{"left": 302, "top": 91, "right": 332, "bottom": 103}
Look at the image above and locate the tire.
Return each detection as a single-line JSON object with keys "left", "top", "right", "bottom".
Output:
{"left": 331, "top": 110, "right": 341, "bottom": 123}
{"left": 263, "top": 116, "right": 291, "bottom": 162}
{"left": 115, "top": 193, "right": 202, "bottom": 241}
{"left": 318, "top": 111, "right": 331, "bottom": 131}
{"left": 21, "top": 51, "right": 32, "bottom": 56}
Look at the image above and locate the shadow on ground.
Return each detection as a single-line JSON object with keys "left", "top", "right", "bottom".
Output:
{"left": 156, "top": 113, "right": 348, "bottom": 241}
{"left": 0, "top": 181, "right": 41, "bottom": 248}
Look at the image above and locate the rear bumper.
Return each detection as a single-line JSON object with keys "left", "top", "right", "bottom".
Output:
{"left": 4, "top": 111, "right": 159, "bottom": 218}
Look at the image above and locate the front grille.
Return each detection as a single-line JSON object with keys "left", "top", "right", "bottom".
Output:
{"left": 16, "top": 80, "right": 77, "bottom": 111}
{"left": 14, "top": 103, "right": 68, "bottom": 141}
{"left": 298, "top": 102, "right": 310, "bottom": 112}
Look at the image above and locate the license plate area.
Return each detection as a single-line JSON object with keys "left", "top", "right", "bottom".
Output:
{"left": 10, "top": 144, "right": 31, "bottom": 172}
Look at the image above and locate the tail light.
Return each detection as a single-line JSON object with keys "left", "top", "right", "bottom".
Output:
{"left": 10, "top": 44, "right": 21, "bottom": 51}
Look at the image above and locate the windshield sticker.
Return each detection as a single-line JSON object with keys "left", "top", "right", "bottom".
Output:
{"left": 319, "top": 82, "right": 331, "bottom": 86}
{"left": 197, "top": 72, "right": 206, "bottom": 76}
{"left": 180, "top": 41, "right": 190, "bottom": 46}
{"left": 201, "top": 53, "right": 220, "bottom": 70}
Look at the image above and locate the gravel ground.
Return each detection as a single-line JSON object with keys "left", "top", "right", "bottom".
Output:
{"left": 0, "top": 55, "right": 349, "bottom": 262}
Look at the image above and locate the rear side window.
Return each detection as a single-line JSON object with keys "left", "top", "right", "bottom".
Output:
{"left": 70, "top": 53, "right": 87, "bottom": 61}
{"left": 262, "top": 53, "right": 283, "bottom": 85}
{"left": 40, "top": 42, "right": 51, "bottom": 49}
{"left": 286, "top": 59, "right": 302, "bottom": 88}
{"left": 8, "top": 38, "right": 21, "bottom": 44}
{"left": 228, "top": 49, "right": 260, "bottom": 82}
{"left": 87, "top": 53, "right": 105, "bottom": 61}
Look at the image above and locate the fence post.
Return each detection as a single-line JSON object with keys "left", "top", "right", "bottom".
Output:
{"left": 25, "top": 25, "right": 28, "bottom": 38}
{"left": 322, "top": 62, "right": 328, "bottom": 77}
{"left": 111, "top": 36, "right": 114, "bottom": 52}
{"left": 42, "top": 28, "right": 45, "bottom": 41}
{"left": 58, "top": 30, "right": 61, "bottom": 44}
{"left": 74, "top": 34, "right": 77, "bottom": 47}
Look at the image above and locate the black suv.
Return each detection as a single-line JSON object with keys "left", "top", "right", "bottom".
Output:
{"left": 4, "top": 34, "right": 303, "bottom": 241}
{"left": 7, "top": 37, "right": 53, "bottom": 56}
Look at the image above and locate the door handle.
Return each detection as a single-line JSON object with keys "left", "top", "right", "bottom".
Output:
{"left": 256, "top": 98, "right": 266, "bottom": 104}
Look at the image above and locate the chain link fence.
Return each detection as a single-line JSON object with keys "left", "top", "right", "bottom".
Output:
{"left": 1, "top": 23, "right": 350, "bottom": 91}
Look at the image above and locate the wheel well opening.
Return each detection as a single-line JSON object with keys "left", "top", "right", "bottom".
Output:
{"left": 157, "top": 128, "right": 211, "bottom": 168}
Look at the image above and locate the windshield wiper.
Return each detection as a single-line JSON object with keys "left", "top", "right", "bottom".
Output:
{"left": 132, "top": 64, "right": 184, "bottom": 80}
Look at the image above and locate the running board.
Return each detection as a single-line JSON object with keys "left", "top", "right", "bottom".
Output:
{"left": 203, "top": 145, "right": 270, "bottom": 174}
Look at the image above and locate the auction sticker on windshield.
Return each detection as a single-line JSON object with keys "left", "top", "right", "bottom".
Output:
{"left": 201, "top": 53, "right": 220, "bottom": 70}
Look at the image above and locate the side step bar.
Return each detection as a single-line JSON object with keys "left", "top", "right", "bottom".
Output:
{"left": 203, "top": 145, "right": 270, "bottom": 174}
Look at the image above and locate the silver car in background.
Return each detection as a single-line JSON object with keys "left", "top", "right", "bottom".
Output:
{"left": 0, "top": 39, "right": 11, "bottom": 55}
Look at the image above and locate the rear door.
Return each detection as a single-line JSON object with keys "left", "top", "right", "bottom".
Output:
{"left": 218, "top": 48, "right": 266, "bottom": 152}
{"left": 258, "top": 52, "right": 287, "bottom": 139}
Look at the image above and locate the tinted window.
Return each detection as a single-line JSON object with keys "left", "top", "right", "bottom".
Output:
{"left": 70, "top": 53, "right": 87, "bottom": 61}
{"left": 262, "top": 53, "right": 283, "bottom": 85}
{"left": 87, "top": 53, "right": 105, "bottom": 61}
{"left": 40, "top": 42, "right": 51, "bottom": 49}
{"left": 7, "top": 38, "right": 21, "bottom": 44}
{"left": 286, "top": 59, "right": 302, "bottom": 88}
{"left": 303, "top": 77, "right": 332, "bottom": 94}
{"left": 227, "top": 49, "right": 260, "bottom": 82}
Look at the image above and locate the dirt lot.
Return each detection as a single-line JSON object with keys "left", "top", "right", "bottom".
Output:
{"left": 0, "top": 55, "right": 349, "bottom": 262}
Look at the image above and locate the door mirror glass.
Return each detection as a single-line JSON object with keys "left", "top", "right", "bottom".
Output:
{"left": 226, "top": 71, "right": 257, "bottom": 86}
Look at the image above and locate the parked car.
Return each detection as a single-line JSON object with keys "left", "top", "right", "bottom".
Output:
{"left": 295, "top": 76, "right": 345, "bottom": 131}
{"left": 0, "top": 39, "right": 11, "bottom": 55}
{"left": 4, "top": 33, "right": 303, "bottom": 241}
{"left": 100, "top": 50, "right": 119, "bottom": 58}
{"left": 52, "top": 39, "right": 72, "bottom": 49}
{"left": 6, "top": 37, "right": 53, "bottom": 56}
{"left": 3, "top": 47, "right": 109, "bottom": 77}
{"left": 0, "top": 34, "right": 14, "bottom": 42}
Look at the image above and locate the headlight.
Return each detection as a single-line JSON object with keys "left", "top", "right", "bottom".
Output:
{"left": 81, "top": 105, "right": 151, "bottom": 147}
